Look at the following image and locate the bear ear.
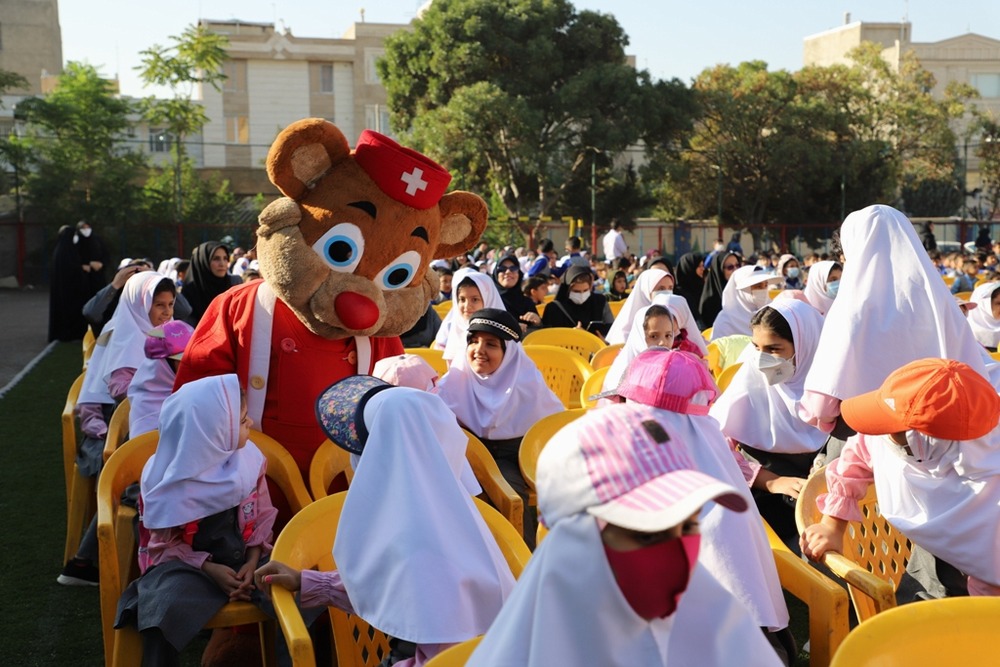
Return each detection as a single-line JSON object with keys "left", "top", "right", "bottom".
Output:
{"left": 266, "top": 119, "right": 351, "bottom": 200}
{"left": 434, "top": 191, "right": 489, "bottom": 259}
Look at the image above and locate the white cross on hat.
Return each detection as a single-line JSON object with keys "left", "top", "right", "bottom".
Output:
{"left": 400, "top": 167, "right": 428, "bottom": 196}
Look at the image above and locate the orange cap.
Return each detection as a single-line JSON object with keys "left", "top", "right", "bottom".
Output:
{"left": 841, "top": 358, "right": 1000, "bottom": 440}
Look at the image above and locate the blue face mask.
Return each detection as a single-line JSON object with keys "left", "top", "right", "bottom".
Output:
{"left": 786, "top": 267, "right": 800, "bottom": 279}
{"left": 826, "top": 280, "right": 840, "bottom": 298}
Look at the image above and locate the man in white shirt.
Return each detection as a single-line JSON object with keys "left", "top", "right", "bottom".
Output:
{"left": 602, "top": 219, "right": 627, "bottom": 262}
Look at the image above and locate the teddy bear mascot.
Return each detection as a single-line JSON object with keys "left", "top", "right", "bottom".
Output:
{"left": 174, "top": 119, "right": 487, "bottom": 478}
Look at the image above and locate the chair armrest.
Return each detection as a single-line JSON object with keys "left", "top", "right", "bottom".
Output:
{"left": 272, "top": 587, "right": 317, "bottom": 667}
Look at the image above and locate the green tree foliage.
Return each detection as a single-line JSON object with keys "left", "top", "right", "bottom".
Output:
{"left": 11, "top": 62, "right": 146, "bottom": 229}
{"left": 142, "top": 156, "right": 238, "bottom": 226}
{"left": 378, "top": 0, "right": 693, "bottom": 242}
{"left": 974, "top": 117, "right": 1000, "bottom": 221}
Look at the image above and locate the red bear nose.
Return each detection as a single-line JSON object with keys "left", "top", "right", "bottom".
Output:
{"left": 335, "top": 292, "right": 380, "bottom": 330}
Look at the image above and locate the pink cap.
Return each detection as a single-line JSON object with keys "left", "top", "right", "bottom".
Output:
{"left": 144, "top": 320, "right": 195, "bottom": 360}
{"left": 372, "top": 354, "right": 439, "bottom": 391}
{"left": 537, "top": 404, "right": 747, "bottom": 531}
{"left": 592, "top": 348, "right": 718, "bottom": 415}
{"left": 353, "top": 130, "right": 452, "bottom": 209}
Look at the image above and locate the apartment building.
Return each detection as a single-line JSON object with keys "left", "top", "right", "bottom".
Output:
{"left": 804, "top": 17, "right": 1000, "bottom": 196}
{"left": 196, "top": 19, "right": 406, "bottom": 196}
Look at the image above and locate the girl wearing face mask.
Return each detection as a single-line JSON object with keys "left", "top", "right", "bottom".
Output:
{"left": 436, "top": 308, "right": 563, "bottom": 547}
{"left": 775, "top": 254, "right": 803, "bottom": 290}
{"left": 709, "top": 300, "right": 827, "bottom": 542}
{"left": 709, "top": 265, "right": 783, "bottom": 341}
{"left": 604, "top": 268, "right": 673, "bottom": 344}
{"left": 466, "top": 406, "right": 782, "bottom": 667}
{"left": 540, "top": 264, "right": 613, "bottom": 330}
{"left": 800, "top": 260, "right": 842, "bottom": 316}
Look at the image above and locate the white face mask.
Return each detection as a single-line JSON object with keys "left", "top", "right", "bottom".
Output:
{"left": 786, "top": 267, "right": 800, "bottom": 279}
{"left": 750, "top": 349, "right": 795, "bottom": 385}
{"left": 651, "top": 289, "right": 673, "bottom": 300}
{"left": 750, "top": 289, "right": 770, "bottom": 309}
{"left": 568, "top": 290, "right": 591, "bottom": 305}
{"left": 79, "top": 227, "right": 92, "bottom": 238}
{"left": 825, "top": 280, "right": 840, "bottom": 298}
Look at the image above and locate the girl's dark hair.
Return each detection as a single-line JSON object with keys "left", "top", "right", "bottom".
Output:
{"left": 153, "top": 277, "right": 177, "bottom": 297}
{"left": 750, "top": 306, "right": 793, "bottom": 344}
{"left": 643, "top": 304, "right": 674, "bottom": 329}
{"left": 466, "top": 330, "right": 506, "bottom": 356}
{"left": 522, "top": 275, "right": 548, "bottom": 296}
{"left": 991, "top": 285, "right": 1000, "bottom": 301}
{"left": 457, "top": 277, "right": 478, "bottom": 292}
{"left": 435, "top": 267, "right": 454, "bottom": 277}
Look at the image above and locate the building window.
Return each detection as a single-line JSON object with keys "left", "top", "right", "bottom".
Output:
{"left": 223, "top": 60, "right": 247, "bottom": 92}
{"left": 226, "top": 116, "right": 249, "bottom": 144}
{"left": 149, "top": 129, "right": 170, "bottom": 153}
{"left": 970, "top": 73, "right": 1000, "bottom": 98}
{"left": 365, "top": 50, "right": 384, "bottom": 84}
{"left": 320, "top": 64, "right": 334, "bottom": 93}
{"left": 364, "top": 105, "right": 391, "bottom": 134}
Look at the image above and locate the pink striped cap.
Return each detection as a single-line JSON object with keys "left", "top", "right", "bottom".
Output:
{"left": 536, "top": 404, "right": 747, "bottom": 531}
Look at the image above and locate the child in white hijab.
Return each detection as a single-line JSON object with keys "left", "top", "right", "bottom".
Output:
{"left": 115, "top": 374, "right": 276, "bottom": 662}
{"left": 433, "top": 268, "right": 506, "bottom": 362}
{"left": 799, "top": 260, "right": 841, "bottom": 316}
{"left": 127, "top": 319, "right": 195, "bottom": 437}
{"left": 256, "top": 378, "right": 516, "bottom": 666}
{"left": 966, "top": 281, "right": 1000, "bottom": 352}
{"left": 467, "top": 404, "right": 782, "bottom": 667}
{"left": 605, "top": 268, "right": 673, "bottom": 344}
{"left": 710, "top": 266, "right": 783, "bottom": 340}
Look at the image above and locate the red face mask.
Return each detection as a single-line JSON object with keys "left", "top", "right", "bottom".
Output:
{"left": 603, "top": 534, "right": 701, "bottom": 620}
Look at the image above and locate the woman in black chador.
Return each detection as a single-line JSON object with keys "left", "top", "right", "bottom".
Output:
{"left": 48, "top": 225, "right": 88, "bottom": 342}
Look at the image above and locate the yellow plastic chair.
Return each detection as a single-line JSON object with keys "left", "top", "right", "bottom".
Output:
{"left": 762, "top": 520, "right": 849, "bottom": 667}
{"left": 768, "top": 287, "right": 783, "bottom": 300}
{"left": 269, "top": 493, "right": 531, "bottom": 667}
{"left": 463, "top": 430, "right": 525, "bottom": 537}
{"left": 102, "top": 398, "right": 131, "bottom": 463}
{"left": 942, "top": 274, "right": 956, "bottom": 287}
{"left": 308, "top": 438, "right": 355, "bottom": 499}
{"left": 522, "top": 344, "right": 594, "bottom": 409}
{"left": 61, "top": 371, "right": 95, "bottom": 566}
{"left": 706, "top": 341, "right": 723, "bottom": 379}
{"left": 795, "top": 465, "right": 913, "bottom": 623}
{"left": 829, "top": 597, "right": 1000, "bottom": 667}
{"left": 423, "top": 637, "right": 483, "bottom": 666}
{"left": 542, "top": 293, "right": 556, "bottom": 304}
{"left": 608, "top": 299, "right": 625, "bottom": 318}
{"left": 715, "top": 362, "right": 742, "bottom": 392}
{"left": 701, "top": 327, "right": 713, "bottom": 341}
{"left": 248, "top": 429, "right": 314, "bottom": 515}
{"left": 579, "top": 366, "right": 610, "bottom": 408}
{"left": 522, "top": 327, "right": 606, "bottom": 362}
{"left": 403, "top": 347, "right": 449, "bottom": 377}
{"left": 991, "top": 350, "right": 1000, "bottom": 363}
{"left": 518, "top": 408, "right": 588, "bottom": 506}
{"left": 83, "top": 326, "right": 96, "bottom": 369}
{"left": 536, "top": 302, "right": 546, "bottom": 317}
{"left": 589, "top": 342, "right": 622, "bottom": 370}
{"left": 954, "top": 290, "right": 973, "bottom": 301}
{"left": 432, "top": 301, "right": 452, "bottom": 318}
{"left": 97, "top": 433, "right": 277, "bottom": 667}
{"left": 974, "top": 278, "right": 991, "bottom": 288}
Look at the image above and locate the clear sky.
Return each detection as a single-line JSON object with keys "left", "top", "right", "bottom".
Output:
{"left": 59, "top": 0, "right": 1000, "bottom": 98}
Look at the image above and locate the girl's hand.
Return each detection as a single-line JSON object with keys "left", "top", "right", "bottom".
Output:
{"left": 764, "top": 475, "right": 805, "bottom": 499}
{"left": 233, "top": 546, "right": 262, "bottom": 601}
{"left": 800, "top": 516, "right": 847, "bottom": 562}
{"left": 520, "top": 312, "right": 541, "bottom": 326}
{"left": 203, "top": 561, "right": 243, "bottom": 599}
{"left": 254, "top": 560, "right": 302, "bottom": 600}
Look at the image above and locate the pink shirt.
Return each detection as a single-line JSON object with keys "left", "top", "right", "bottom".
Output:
{"left": 797, "top": 390, "right": 841, "bottom": 435}
{"left": 816, "top": 435, "right": 874, "bottom": 523}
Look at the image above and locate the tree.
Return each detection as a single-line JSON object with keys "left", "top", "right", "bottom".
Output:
{"left": 136, "top": 23, "right": 229, "bottom": 223}
{"left": 378, "top": 0, "right": 692, "bottom": 243}
{"left": 974, "top": 117, "right": 1000, "bottom": 221}
{"left": 11, "top": 62, "right": 146, "bottom": 231}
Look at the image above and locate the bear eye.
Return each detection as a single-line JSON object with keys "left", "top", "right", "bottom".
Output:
{"left": 312, "top": 223, "right": 365, "bottom": 273}
{"left": 373, "top": 251, "right": 422, "bottom": 291}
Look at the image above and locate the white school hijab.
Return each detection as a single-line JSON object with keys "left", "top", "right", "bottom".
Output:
{"left": 804, "top": 205, "right": 989, "bottom": 400}
{"left": 662, "top": 293, "right": 709, "bottom": 357}
{"left": 606, "top": 268, "right": 670, "bottom": 345}
{"left": 140, "top": 374, "right": 264, "bottom": 529}
{"left": 603, "top": 304, "right": 659, "bottom": 393}
{"left": 440, "top": 270, "right": 506, "bottom": 362}
{"left": 78, "top": 271, "right": 166, "bottom": 405}
{"left": 436, "top": 339, "right": 563, "bottom": 441}
{"left": 966, "top": 282, "right": 1000, "bottom": 349}
{"left": 466, "top": 513, "right": 782, "bottom": 667}
{"left": 333, "top": 389, "right": 515, "bottom": 643}
{"left": 648, "top": 407, "right": 789, "bottom": 630}
{"left": 710, "top": 266, "right": 776, "bottom": 340}
{"left": 710, "top": 299, "right": 829, "bottom": 454}
{"left": 126, "top": 357, "right": 176, "bottom": 437}
{"left": 861, "top": 431, "right": 1000, "bottom": 587}
{"left": 801, "top": 260, "right": 838, "bottom": 316}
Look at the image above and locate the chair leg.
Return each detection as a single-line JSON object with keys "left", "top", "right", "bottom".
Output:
{"left": 111, "top": 626, "right": 144, "bottom": 667}
{"left": 64, "top": 472, "right": 95, "bottom": 565}
{"left": 259, "top": 620, "right": 277, "bottom": 667}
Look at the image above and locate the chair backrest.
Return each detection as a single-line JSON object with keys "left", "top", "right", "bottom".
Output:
{"left": 62, "top": 372, "right": 86, "bottom": 494}
{"left": 403, "top": 347, "right": 450, "bottom": 378}
{"left": 249, "top": 429, "right": 314, "bottom": 515}
{"left": 954, "top": 290, "right": 973, "bottom": 301}
{"left": 432, "top": 301, "right": 452, "bottom": 318}
{"left": 795, "top": 465, "right": 913, "bottom": 623}
{"left": 829, "top": 597, "right": 1000, "bottom": 667}
{"left": 522, "top": 328, "right": 605, "bottom": 362}
{"left": 608, "top": 300, "right": 625, "bottom": 318}
{"left": 589, "top": 342, "right": 622, "bottom": 370}
{"left": 103, "top": 398, "right": 131, "bottom": 463}
{"left": 518, "top": 408, "right": 588, "bottom": 493}
{"left": 991, "top": 350, "right": 1000, "bottom": 363}
{"left": 423, "top": 636, "right": 484, "bottom": 666}
{"left": 579, "top": 366, "right": 610, "bottom": 408}
{"left": 270, "top": 493, "right": 529, "bottom": 667}
{"left": 706, "top": 341, "right": 723, "bottom": 379}
{"left": 942, "top": 274, "right": 956, "bottom": 287}
{"left": 715, "top": 362, "right": 742, "bottom": 393}
{"left": 522, "top": 344, "right": 594, "bottom": 409}
{"left": 768, "top": 287, "right": 783, "bottom": 300}
{"left": 464, "top": 430, "right": 524, "bottom": 536}
{"left": 542, "top": 294, "right": 556, "bottom": 303}
{"left": 701, "top": 326, "right": 713, "bottom": 341}
{"left": 83, "top": 327, "right": 97, "bottom": 369}
{"left": 309, "top": 438, "right": 355, "bottom": 500}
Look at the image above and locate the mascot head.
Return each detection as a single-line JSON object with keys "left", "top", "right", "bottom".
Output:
{"left": 257, "top": 119, "right": 487, "bottom": 339}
